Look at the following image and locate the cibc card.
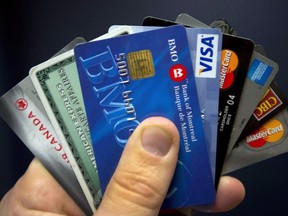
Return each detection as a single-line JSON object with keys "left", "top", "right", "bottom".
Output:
{"left": 226, "top": 52, "right": 278, "bottom": 156}
{"left": 223, "top": 108, "right": 288, "bottom": 174}
{"left": 74, "top": 25, "right": 216, "bottom": 209}
{"left": 239, "top": 80, "right": 288, "bottom": 140}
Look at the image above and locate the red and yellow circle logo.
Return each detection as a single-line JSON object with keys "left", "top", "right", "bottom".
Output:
{"left": 220, "top": 49, "right": 238, "bottom": 90}
{"left": 246, "top": 119, "right": 284, "bottom": 149}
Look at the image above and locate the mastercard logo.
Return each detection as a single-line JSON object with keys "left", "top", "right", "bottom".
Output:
{"left": 219, "top": 49, "right": 239, "bottom": 90}
{"left": 245, "top": 119, "right": 285, "bottom": 149}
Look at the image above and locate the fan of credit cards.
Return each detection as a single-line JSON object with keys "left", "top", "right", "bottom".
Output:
{"left": 1, "top": 13, "right": 288, "bottom": 216}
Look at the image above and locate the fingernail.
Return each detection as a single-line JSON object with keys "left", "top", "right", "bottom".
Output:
{"left": 142, "top": 127, "right": 173, "bottom": 157}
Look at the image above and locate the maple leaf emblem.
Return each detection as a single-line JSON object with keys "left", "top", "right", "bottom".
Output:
{"left": 15, "top": 98, "right": 28, "bottom": 111}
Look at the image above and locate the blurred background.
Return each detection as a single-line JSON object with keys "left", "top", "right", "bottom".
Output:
{"left": 1, "top": 0, "right": 288, "bottom": 215}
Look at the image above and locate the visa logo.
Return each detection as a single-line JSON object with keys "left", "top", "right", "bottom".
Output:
{"left": 195, "top": 34, "right": 219, "bottom": 78}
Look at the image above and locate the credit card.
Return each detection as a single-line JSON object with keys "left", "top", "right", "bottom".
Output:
{"left": 209, "top": 18, "right": 237, "bottom": 35}
{"left": 0, "top": 37, "right": 93, "bottom": 215}
{"left": 223, "top": 108, "right": 288, "bottom": 174}
{"left": 216, "top": 33, "right": 254, "bottom": 185}
{"left": 175, "top": 14, "right": 209, "bottom": 29}
{"left": 183, "top": 27, "right": 222, "bottom": 182}
{"left": 110, "top": 25, "right": 222, "bottom": 181}
{"left": 239, "top": 80, "right": 288, "bottom": 140}
{"left": 142, "top": 16, "right": 178, "bottom": 27}
{"left": 29, "top": 26, "right": 134, "bottom": 210}
{"left": 175, "top": 14, "right": 255, "bottom": 186}
{"left": 74, "top": 25, "right": 215, "bottom": 209}
{"left": 52, "top": 37, "right": 86, "bottom": 57}
{"left": 205, "top": 17, "right": 279, "bottom": 157}
{"left": 226, "top": 52, "right": 278, "bottom": 156}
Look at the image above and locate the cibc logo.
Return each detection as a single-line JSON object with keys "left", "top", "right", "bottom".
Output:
{"left": 15, "top": 98, "right": 28, "bottom": 111}
{"left": 245, "top": 119, "right": 285, "bottom": 150}
{"left": 253, "top": 87, "right": 282, "bottom": 121}
{"left": 169, "top": 64, "right": 187, "bottom": 82}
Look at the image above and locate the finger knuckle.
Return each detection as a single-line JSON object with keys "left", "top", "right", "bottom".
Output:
{"left": 109, "top": 169, "right": 163, "bottom": 209}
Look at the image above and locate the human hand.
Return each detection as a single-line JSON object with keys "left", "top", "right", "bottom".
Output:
{"left": 0, "top": 117, "right": 245, "bottom": 216}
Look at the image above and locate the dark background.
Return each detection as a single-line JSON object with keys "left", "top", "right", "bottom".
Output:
{"left": 1, "top": 0, "right": 288, "bottom": 215}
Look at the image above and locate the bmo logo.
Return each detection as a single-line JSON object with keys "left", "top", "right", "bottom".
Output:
{"left": 169, "top": 64, "right": 187, "bottom": 82}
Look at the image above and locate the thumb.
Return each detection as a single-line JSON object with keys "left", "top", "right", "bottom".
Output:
{"left": 95, "top": 117, "right": 180, "bottom": 216}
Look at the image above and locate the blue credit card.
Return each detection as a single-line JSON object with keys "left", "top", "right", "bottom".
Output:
{"left": 74, "top": 25, "right": 215, "bottom": 209}
{"left": 186, "top": 28, "right": 222, "bottom": 182}
{"left": 109, "top": 25, "right": 222, "bottom": 182}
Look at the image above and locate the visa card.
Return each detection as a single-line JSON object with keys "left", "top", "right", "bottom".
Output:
{"left": 74, "top": 25, "right": 215, "bottom": 209}
{"left": 186, "top": 28, "right": 222, "bottom": 182}
{"left": 174, "top": 14, "right": 255, "bottom": 186}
